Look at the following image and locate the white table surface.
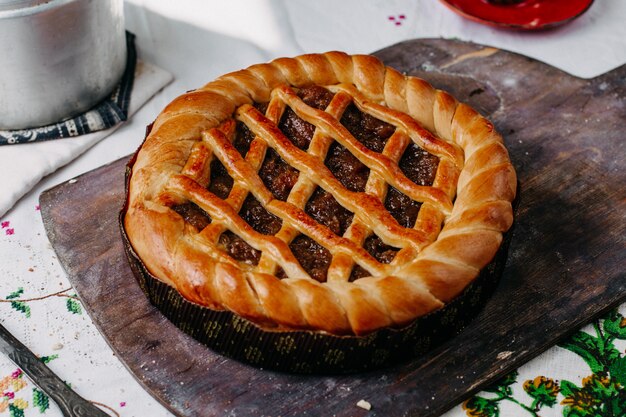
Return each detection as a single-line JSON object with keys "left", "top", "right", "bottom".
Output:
{"left": 0, "top": 1, "right": 624, "bottom": 416}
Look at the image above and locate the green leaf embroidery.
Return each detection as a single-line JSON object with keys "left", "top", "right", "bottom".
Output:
{"left": 33, "top": 388, "right": 50, "bottom": 413}
{"left": 66, "top": 297, "right": 82, "bottom": 315}
{"left": 563, "top": 407, "right": 588, "bottom": 417}
{"left": 558, "top": 331, "right": 616, "bottom": 373}
{"left": 10, "top": 301, "right": 31, "bottom": 318}
{"left": 560, "top": 380, "right": 579, "bottom": 398}
{"left": 5, "top": 288, "right": 24, "bottom": 300}
{"left": 40, "top": 354, "right": 59, "bottom": 364}
{"left": 608, "top": 357, "right": 626, "bottom": 386}
{"left": 603, "top": 310, "right": 626, "bottom": 340}
{"left": 8, "top": 404, "right": 25, "bottom": 417}
{"left": 557, "top": 313, "right": 626, "bottom": 417}
{"left": 5, "top": 288, "right": 30, "bottom": 318}
{"left": 610, "top": 396, "right": 626, "bottom": 417}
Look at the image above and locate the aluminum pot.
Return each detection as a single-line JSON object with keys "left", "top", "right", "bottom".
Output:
{"left": 0, "top": 0, "right": 126, "bottom": 130}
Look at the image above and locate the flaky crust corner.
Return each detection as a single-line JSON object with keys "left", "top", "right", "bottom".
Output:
{"left": 124, "top": 52, "right": 516, "bottom": 336}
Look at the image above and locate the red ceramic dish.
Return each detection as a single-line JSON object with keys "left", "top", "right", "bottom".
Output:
{"left": 440, "top": 0, "right": 594, "bottom": 30}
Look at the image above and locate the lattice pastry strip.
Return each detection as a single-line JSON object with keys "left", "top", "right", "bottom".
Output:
{"left": 274, "top": 86, "right": 456, "bottom": 215}
{"left": 159, "top": 174, "right": 308, "bottom": 277}
{"left": 199, "top": 119, "right": 392, "bottom": 278}
{"left": 250, "top": 87, "right": 430, "bottom": 282}
{"left": 242, "top": 84, "right": 459, "bottom": 281}
{"left": 331, "top": 84, "right": 464, "bottom": 167}
{"left": 237, "top": 105, "right": 430, "bottom": 250}
{"left": 257, "top": 90, "right": 355, "bottom": 276}
{"left": 391, "top": 158, "right": 461, "bottom": 268}
{"left": 325, "top": 85, "right": 464, "bottom": 272}
{"left": 326, "top": 128, "right": 411, "bottom": 282}
{"left": 175, "top": 90, "right": 383, "bottom": 280}
{"left": 195, "top": 101, "right": 284, "bottom": 248}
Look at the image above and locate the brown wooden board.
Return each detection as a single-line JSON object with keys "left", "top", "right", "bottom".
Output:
{"left": 40, "top": 39, "right": 626, "bottom": 417}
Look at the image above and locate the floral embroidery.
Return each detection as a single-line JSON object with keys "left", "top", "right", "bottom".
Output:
{"left": 463, "top": 395, "right": 499, "bottom": 417}
{"left": 523, "top": 376, "right": 559, "bottom": 408}
{"left": 2, "top": 288, "right": 82, "bottom": 317}
{"left": 0, "top": 368, "right": 29, "bottom": 415}
{"left": 463, "top": 309, "right": 626, "bottom": 417}
{"left": 2, "top": 222, "right": 14, "bottom": 235}
{"left": 388, "top": 14, "right": 406, "bottom": 26}
{"left": 0, "top": 356, "right": 61, "bottom": 415}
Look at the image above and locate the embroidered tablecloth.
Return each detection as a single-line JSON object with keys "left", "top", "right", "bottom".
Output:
{"left": 1, "top": 1, "right": 625, "bottom": 416}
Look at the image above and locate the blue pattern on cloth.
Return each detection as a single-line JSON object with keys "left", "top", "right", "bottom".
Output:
{"left": 0, "top": 32, "right": 137, "bottom": 146}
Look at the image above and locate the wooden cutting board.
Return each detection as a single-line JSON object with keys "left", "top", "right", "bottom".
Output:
{"left": 40, "top": 39, "right": 625, "bottom": 417}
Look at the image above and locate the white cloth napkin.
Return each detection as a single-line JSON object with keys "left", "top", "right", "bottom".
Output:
{"left": 0, "top": 61, "right": 172, "bottom": 217}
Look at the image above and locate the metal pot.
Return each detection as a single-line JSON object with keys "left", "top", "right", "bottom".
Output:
{"left": 0, "top": 0, "right": 126, "bottom": 130}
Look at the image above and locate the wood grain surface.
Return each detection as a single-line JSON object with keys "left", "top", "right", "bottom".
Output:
{"left": 40, "top": 39, "right": 626, "bottom": 417}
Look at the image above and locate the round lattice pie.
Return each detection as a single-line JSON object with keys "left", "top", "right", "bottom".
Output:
{"left": 123, "top": 52, "right": 516, "bottom": 337}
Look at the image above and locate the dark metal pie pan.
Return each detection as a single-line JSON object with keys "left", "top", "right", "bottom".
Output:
{"left": 119, "top": 149, "right": 516, "bottom": 374}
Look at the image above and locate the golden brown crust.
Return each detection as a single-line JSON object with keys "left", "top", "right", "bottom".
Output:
{"left": 124, "top": 52, "right": 516, "bottom": 336}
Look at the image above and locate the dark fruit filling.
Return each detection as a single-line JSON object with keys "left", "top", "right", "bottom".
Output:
{"left": 340, "top": 102, "right": 395, "bottom": 152}
{"left": 192, "top": 86, "right": 440, "bottom": 280}
{"left": 219, "top": 231, "right": 261, "bottom": 266}
{"left": 277, "top": 85, "right": 334, "bottom": 150}
{"left": 208, "top": 159, "right": 233, "bottom": 199}
{"left": 350, "top": 234, "right": 399, "bottom": 281}
{"left": 385, "top": 187, "right": 422, "bottom": 229}
{"left": 324, "top": 142, "right": 370, "bottom": 192}
{"left": 399, "top": 143, "right": 439, "bottom": 186}
{"left": 171, "top": 202, "right": 211, "bottom": 231}
{"left": 289, "top": 235, "right": 331, "bottom": 282}
{"left": 239, "top": 195, "right": 282, "bottom": 235}
{"left": 305, "top": 187, "right": 354, "bottom": 237}
{"left": 258, "top": 148, "right": 299, "bottom": 201}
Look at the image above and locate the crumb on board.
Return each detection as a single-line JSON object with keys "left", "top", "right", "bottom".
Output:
{"left": 496, "top": 350, "right": 513, "bottom": 360}
{"left": 356, "top": 399, "right": 371, "bottom": 410}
